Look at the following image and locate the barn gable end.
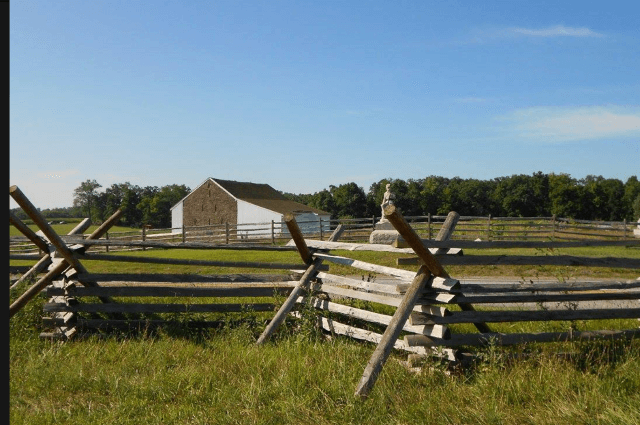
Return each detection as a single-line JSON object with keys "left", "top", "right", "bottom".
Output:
{"left": 183, "top": 179, "right": 237, "bottom": 227}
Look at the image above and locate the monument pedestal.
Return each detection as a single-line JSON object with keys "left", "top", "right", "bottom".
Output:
{"left": 369, "top": 221, "right": 407, "bottom": 247}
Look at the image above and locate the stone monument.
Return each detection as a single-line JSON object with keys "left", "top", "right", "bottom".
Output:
{"left": 369, "top": 184, "right": 406, "bottom": 246}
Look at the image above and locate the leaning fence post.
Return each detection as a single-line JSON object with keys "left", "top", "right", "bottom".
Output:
{"left": 354, "top": 265, "right": 432, "bottom": 398}
{"left": 256, "top": 215, "right": 344, "bottom": 344}
{"left": 9, "top": 205, "right": 123, "bottom": 318}
{"left": 384, "top": 205, "right": 491, "bottom": 333}
{"left": 9, "top": 210, "right": 50, "bottom": 253}
{"left": 10, "top": 217, "right": 91, "bottom": 291}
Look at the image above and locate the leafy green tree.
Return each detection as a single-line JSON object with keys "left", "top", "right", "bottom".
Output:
{"left": 404, "top": 179, "right": 424, "bottom": 216}
{"left": 493, "top": 173, "right": 549, "bottom": 217}
{"left": 330, "top": 182, "right": 367, "bottom": 219}
{"left": 136, "top": 186, "right": 159, "bottom": 226}
{"left": 548, "top": 173, "right": 587, "bottom": 218}
{"left": 581, "top": 175, "right": 626, "bottom": 221}
{"left": 419, "top": 176, "right": 449, "bottom": 215}
{"left": 100, "top": 183, "right": 131, "bottom": 220}
{"left": 309, "top": 189, "right": 337, "bottom": 219}
{"left": 633, "top": 194, "right": 640, "bottom": 221}
{"left": 365, "top": 178, "right": 423, "bottom": 217}
{"left": 366, "top": 179, "right": 391, "bottom": 218}
{"left": 282, "top": 192, "right": 312, "bottom": 205}
{"left": 438, "top": 177, "right": 496, "bottom": 216}
{"left": 73, "top": 179, "right": 102, "bottom": 222}
{"left": 623, "top": 176, "right": 640, "bottom": 220}
{"left": 146, "top": 184, "right": 191, "bottom": 228}
{"left": 119, "top": 184, "right": 145, "bottom": 227}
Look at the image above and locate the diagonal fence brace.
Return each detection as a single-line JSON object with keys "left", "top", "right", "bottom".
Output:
{"left": 354, "top": 206, "right": 492, "bottom": 398}
{"left": 9, "top": 186, "right": 123, "bottom": 318}
{"left": 256, "top": 214, "right": 344, "bottom": 344}
{"left": 384, "top": 206, "right": 491, "bottom": 333}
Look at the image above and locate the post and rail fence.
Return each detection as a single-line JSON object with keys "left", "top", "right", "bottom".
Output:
{"left": 8, "top": 184, "right": 640, "bottom": 398}
{"left": 10, "top": 214, "right": 639, "bottom": 257}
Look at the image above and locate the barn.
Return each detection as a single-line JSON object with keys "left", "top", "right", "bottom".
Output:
{"left": 170, "top": 178, "right": 331, "bottom": 238}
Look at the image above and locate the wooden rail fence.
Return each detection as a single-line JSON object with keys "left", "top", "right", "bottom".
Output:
{"left": 9, "top": 185, "right": 640, "bottom": 398}
{"left": 10, "top": 214, "right": 639, "bottom": 257}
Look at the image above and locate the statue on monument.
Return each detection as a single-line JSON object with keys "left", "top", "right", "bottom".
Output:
{"left": 378, "top": 184, "right": 395, "bottom": 223}
{"left": 370, "top": 183, "right": 404, "bottom": 244}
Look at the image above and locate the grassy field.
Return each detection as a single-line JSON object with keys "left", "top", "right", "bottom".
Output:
{"left": 9, "top": 219, "right": 135, "bottom": 238}
{"left": 9, "top": 245, "right": 640, "bottom": 424}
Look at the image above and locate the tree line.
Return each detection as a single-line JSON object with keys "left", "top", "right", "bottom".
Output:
{"left": 284, "top": 172, "right": 640, "bottom": 222}
{"left": 10, "top": 173, "right": 640, "bottom": 229}
{"left": 11, "top": 181, "right": 191, "bottom": 229}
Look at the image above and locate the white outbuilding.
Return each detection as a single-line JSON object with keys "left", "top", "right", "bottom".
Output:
{"left": 170, "top": 178, "right": 331, "bottom": 238}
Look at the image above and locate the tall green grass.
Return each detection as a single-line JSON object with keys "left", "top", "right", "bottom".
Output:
{"left": 9, "top": 245, "right": 640, "bottom": 424}
{"left": 10, "top": 275, "right": 640, "bottom": 425}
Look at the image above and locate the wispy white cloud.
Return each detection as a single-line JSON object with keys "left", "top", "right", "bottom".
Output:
{"left": 508, "top": 25, "right": 604, "bottom": 38}
{"left": 498, "top": 105, "right": 640, "bottom": 142}
{"left": 463, "top": 25, "right": 605, "bottom": 44}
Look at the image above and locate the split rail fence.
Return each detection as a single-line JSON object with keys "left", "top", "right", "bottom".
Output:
{"left": 9, "top": 184, "right": 640, "bottom": 398}
{"left": 10, "top": 214, "right": 639, "bottom": 258}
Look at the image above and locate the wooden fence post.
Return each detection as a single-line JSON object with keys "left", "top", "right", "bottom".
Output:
{"left": 271, "top": 220, "right": 275, "bottom": 245}
{"left": 487, "top": 214, "right": 492, "bottom": 241}
{"left": 256, "top": 215, "right": 344, "bottom": 344}
{"left": 105, "top": 232, "right": 109, "bottom": 253}
{"left": 551, "top": 215, "right": 556, "bottom": 240}
{"left": 384, "top": 206, "right": 491, "bottom": 333}
{"left": 319, "top": 217, "right": 323, "bottom": 241}
{"left": 354, "top": 265, "right": 432, "bottom": 398}
{"left": 142, "top": 225, "right": 146, "bottom": 251}
{"left": 8, "top": 210, "right": 50, "bottom": 253}
{"left": 623, "top": 219, "right": 627, "bottom": 240}
{"left": 182, "top": 225, "right": 186, "bottom": 243}
{"left": 10, "top": 186, "right": 88, "bottom": 275}
{"left": 9, "top": 206, "right": 123, "bottom": 318}
{"left": 354, "top": 207, "right": 478, "bottom": 398}
{"left": 427, "top": 213, "right": 432, "bottom": 240}
{"left": 225, "top": 222, "right": 229, "bottom": 244}
{"left": 10, "top": 217, "right": 92, "bottom": 291}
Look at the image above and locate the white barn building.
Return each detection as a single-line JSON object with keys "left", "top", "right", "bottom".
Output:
{"left": 170, "top": 178, "right": 331, "bottom": 238}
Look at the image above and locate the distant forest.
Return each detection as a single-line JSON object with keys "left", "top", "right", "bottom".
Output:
{"left": 10, "top": 173, "right": 640, "bottom": 229}
{"left": 283, "top": 172, "right": 640, "bottom": 222}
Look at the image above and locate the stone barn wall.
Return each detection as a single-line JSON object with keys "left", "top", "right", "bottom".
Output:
{"left": 183, "top": 179, "right": 237, "bottom": 227}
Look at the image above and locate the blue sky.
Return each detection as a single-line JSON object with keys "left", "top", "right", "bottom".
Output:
{"left": 10, "top": 1, "right": 640, "bottom": 209}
